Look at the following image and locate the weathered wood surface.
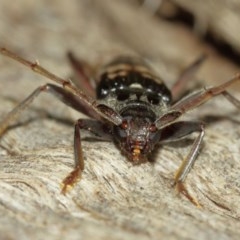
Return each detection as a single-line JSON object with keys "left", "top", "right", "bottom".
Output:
{"left": 0, "top": 1, "right": 240, "bottom": 239}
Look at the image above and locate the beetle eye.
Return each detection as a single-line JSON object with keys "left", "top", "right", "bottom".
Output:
{"left": 149, "top": 124, "right": 157, "bottom": 132}
{"left": 120, "top": 120, "right": 128, "bottom": 130}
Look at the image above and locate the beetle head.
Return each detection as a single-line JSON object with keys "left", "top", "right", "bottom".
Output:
{"left": 113, "top": 116, "right": 161, "bottom": 163}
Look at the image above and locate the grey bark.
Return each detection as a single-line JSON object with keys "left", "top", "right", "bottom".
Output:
{"left": 0, "top": 1, "right": 239, "bottom": 240}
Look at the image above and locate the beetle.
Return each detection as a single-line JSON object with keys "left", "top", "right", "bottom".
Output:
{"left": 0, "top": 48, "right": 240, "bottom": 205}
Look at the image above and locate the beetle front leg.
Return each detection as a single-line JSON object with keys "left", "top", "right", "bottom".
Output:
{"left": 61, "top": 119, "right": 112, "bottom": 194}
{"left": 173, "top": 123, "right": 205, "bottom": 206}
{"left": 160, "top": 121, "right": 205, "bottom": 206}
{"left": 165, "top": 73, "right": 240, "bottom": 206}
{"left": 61, "top": 119, "right": 84, "bottom": 194}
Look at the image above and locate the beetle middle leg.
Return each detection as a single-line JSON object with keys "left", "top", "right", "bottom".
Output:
{"left": 158, "top": 74, "right": 240, "bottom": 205}
{"left": 61, "top": 119, "right": 112, "bottom": 194}
{"left": 0, "top": 81, "right": 112, "bottom": 193}
{"left": 0, "top": 83, "right": 100, "bottom": 136}
{"left": 0, "top": 48, "right": 123, "bottom": 126}
{"left": 172, "top": 73, "right": 240, "bottom": 113}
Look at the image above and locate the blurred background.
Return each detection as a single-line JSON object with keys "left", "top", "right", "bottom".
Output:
{"left": 0, "top": 0, "right": 239, "bottom": 85}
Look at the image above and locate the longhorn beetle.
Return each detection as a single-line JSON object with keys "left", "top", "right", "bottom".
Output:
{"left": 0, "top": 48, "right": 240, "bottom": 205}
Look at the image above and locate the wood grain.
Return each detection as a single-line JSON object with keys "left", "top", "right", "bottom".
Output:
{"left": 0, "top": 1, "right": 240, "bottom": 239}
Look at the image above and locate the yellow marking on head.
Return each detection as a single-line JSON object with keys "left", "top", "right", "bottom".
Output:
{"left": 132, "top": 147, "right": 141, "bottom": 162}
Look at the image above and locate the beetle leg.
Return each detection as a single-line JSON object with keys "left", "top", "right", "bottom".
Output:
{"left": 160, "top": 121, "right": 205, "bottom": 206}
{"left": 0, "top": 80, "right": 112, "bottom": 193}
{"left": 172, "top": 73, "right": 240, "bottom": 113}
{"left": 46, "top": 84, "right": 102, "bottom": 119}
{"left": 171, "top": 55, "right": 206, "bottom": 101}
{"left": 155, "top": 74, "right": 240, "bottom": 132}
{"left": 174, "top": 123, "right": 204, "bottom": 207}
{"left": 61, "top": 119, "right": 112, "bottom": 194}
{"left": 162, "top": 71, "right": 240, "bottom": 205}
{"left": 61, "top": 120, "right": 84, "bottom": 195}
{"left": 160, "top": 121, "right": 204, "bottom": 143}
{"left": 154, "top": 110, "right": 182, "bottom": 129}
{"left": 0, "top": 83, "right": 101, "bottom": 136}
{"left": 0, "top": 48, "right": 123, "bottom": 126}
{"left": 67, "top": 51, "right": 96, "bottom": 98}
